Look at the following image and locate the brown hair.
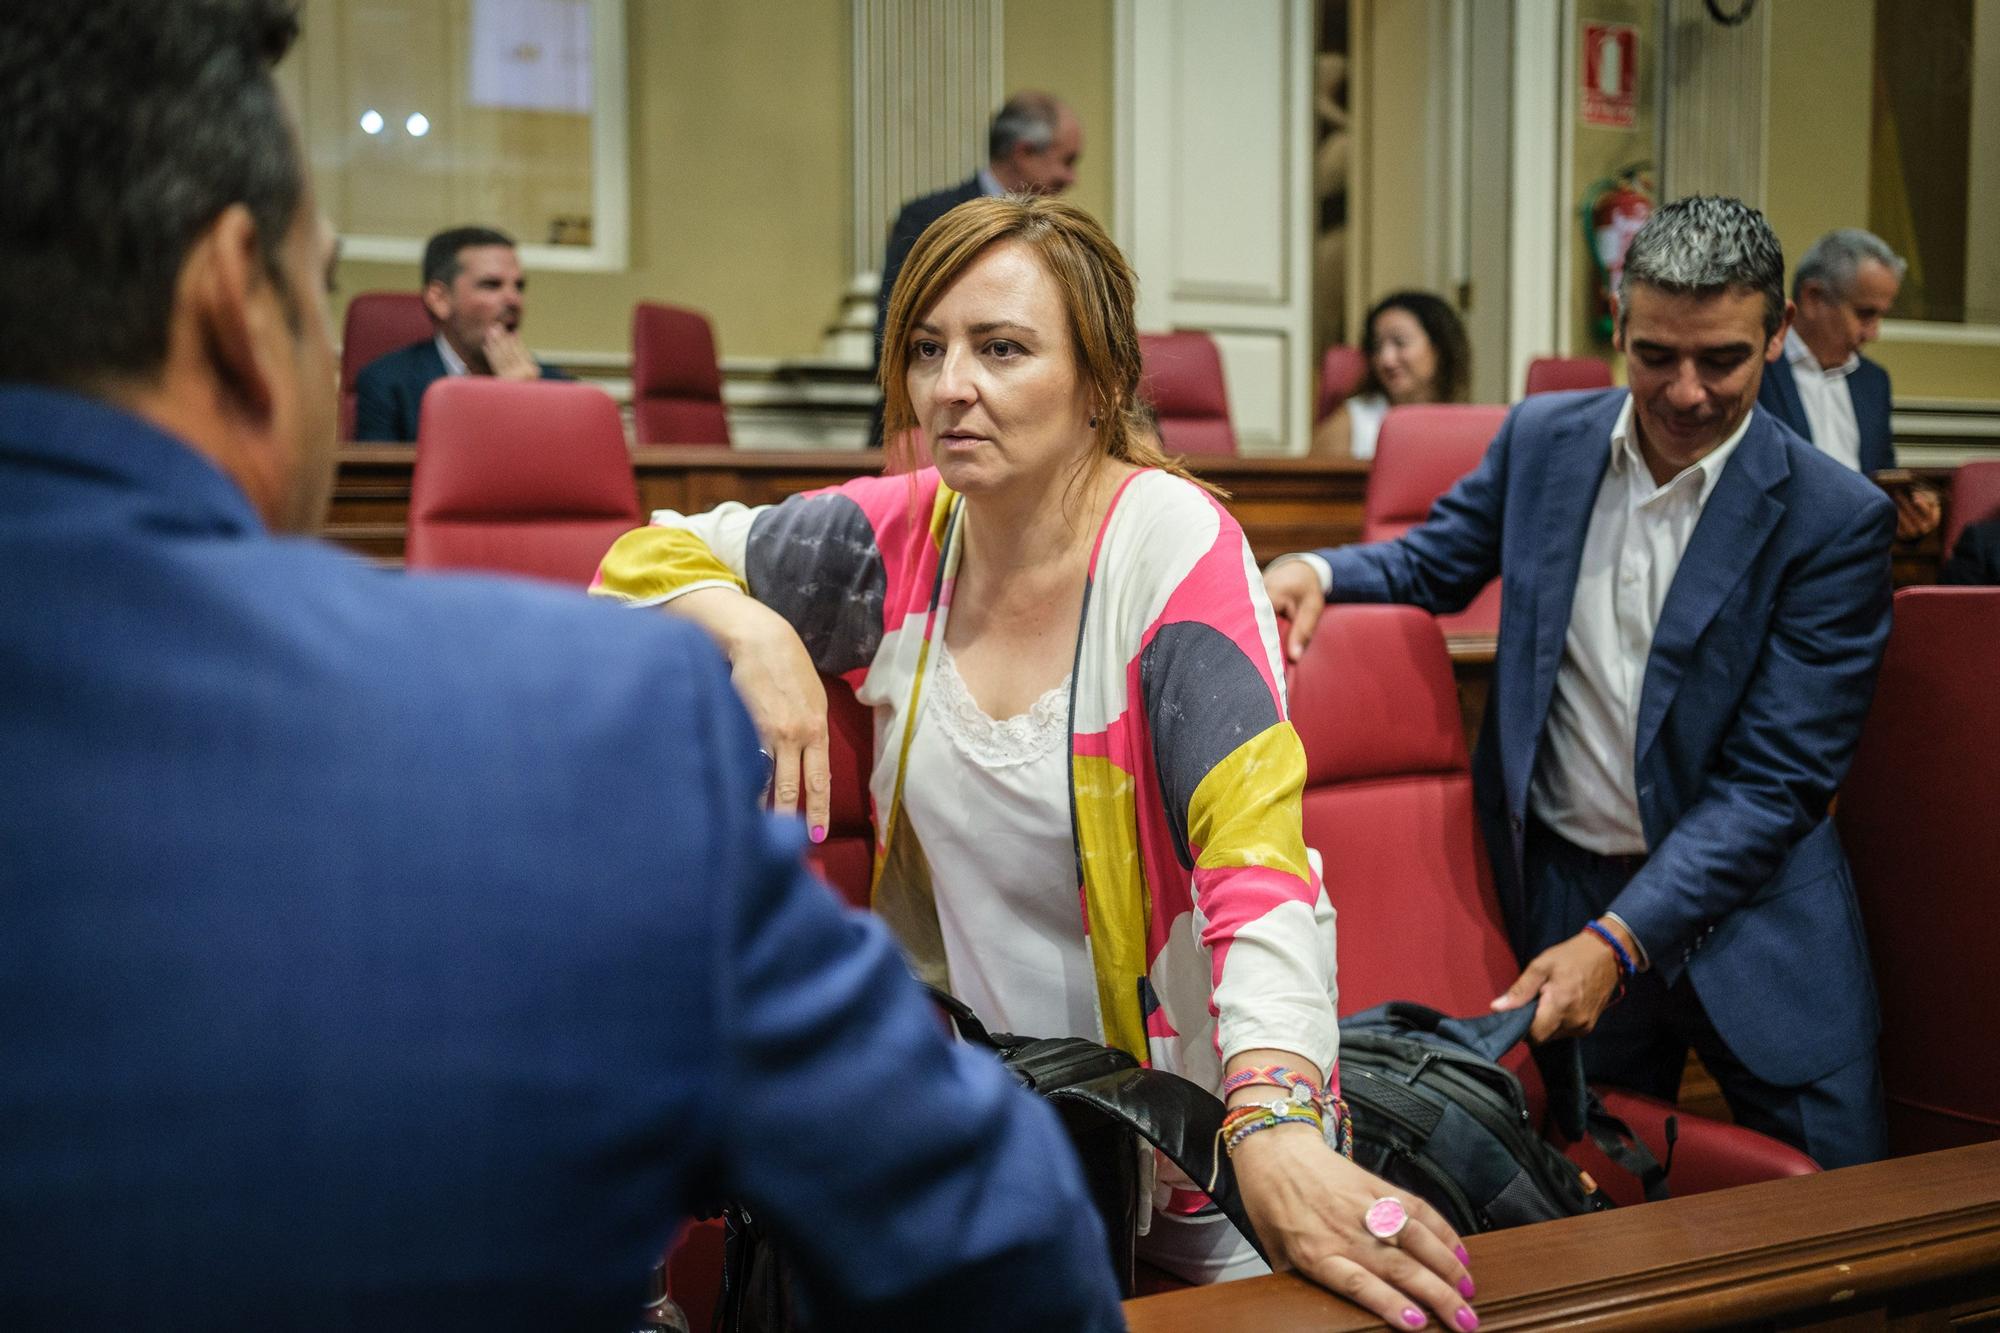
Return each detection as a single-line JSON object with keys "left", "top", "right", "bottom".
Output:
{"left": 878, "top": 193, "right": 1220, "bottom": 497}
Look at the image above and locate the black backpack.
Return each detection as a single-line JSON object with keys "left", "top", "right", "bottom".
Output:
{"left": 1338, "top": 1001, "right": 1670, "bottom": 1234}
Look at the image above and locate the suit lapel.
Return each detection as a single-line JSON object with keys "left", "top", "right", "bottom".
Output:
{"left": 1524, "top": 398, "right": 1620, "bottom": 792}
{"left": 1849, "top": 360, "right": 1890, "bottom": 470}
{"left": 1764, "top": 360, "right": 1810, "bottom": 440}
{"left": 1634, "top": 415, "right": 1788, "bottom": 767}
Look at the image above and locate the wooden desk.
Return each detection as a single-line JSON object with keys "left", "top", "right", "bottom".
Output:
{"left": 327, "top": 449, "right": 1955, "bottom": 584}
{"left": 1125, "top": 1140, "right": 2000, "bottom": 1331}
{"left": 326, "top": 446, "right": 1372, "bottom": 570}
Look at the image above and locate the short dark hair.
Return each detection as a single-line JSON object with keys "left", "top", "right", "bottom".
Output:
{"left": 989, "top": 92, "right": 1066, "bottom": 162}
{"left": 422, "top": 226, "right": 517, "bottom": 290}
{"left": 1619, "top": 195, "right": 1786, "bottom": 338}
{"left": 0, "top": 0, "right": 304, "bottom": 389}
{"left": 1357, "top": 290, "right": 1471, "bottom": 404}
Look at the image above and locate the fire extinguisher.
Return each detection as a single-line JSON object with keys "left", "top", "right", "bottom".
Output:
{"left": 1581, "top": 163, "right": 1654, "bottom": 342}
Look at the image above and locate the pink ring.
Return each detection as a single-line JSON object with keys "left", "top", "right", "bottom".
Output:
{"left": 1363, "top": 1196, "right": 1409, "bottom": 1244}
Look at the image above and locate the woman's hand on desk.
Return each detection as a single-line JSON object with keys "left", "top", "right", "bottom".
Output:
{"left": 663, "top": 588, "right": 830, "bottom": 838}
{"left": 1231, "top": 1128, "right": 1478, "bottom": 1330}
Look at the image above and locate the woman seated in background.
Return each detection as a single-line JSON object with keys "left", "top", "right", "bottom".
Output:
{"left": 592, "top": 196, "right": 1478, "bottom": 1326}
{"left": 1313, "top": 289, "right": 1471, "bottom": 460}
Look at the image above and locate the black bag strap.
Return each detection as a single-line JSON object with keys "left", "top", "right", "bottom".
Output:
{"left": 1046, "top": 1067, "right": 1269, "bottom": 1266}
{"left": 925, "top": 985, "right": 1268, "bottom": 1263}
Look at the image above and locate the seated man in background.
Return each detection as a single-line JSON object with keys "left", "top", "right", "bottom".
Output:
{"left": 1941, "top": 513, "right": 2000, "bottom": 585}
{"left": 352, "top": 224, "right": 571, "bottom": 441}
{"left": 1265, "top": 196, "right": 1895, "bottom": 1169}
{"left": 0, "top": 4, "right": 1124, "bottom": 1330}
{"left": 1756, "top": 227, "right": 1939, "bottom": 539}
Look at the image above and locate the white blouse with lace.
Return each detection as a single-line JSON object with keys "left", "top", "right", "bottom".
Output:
{"left": 898, "top": 641, "right": 1097, "bottom": 1041}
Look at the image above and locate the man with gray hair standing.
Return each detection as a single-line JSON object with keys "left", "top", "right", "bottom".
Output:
{"left": 868, "top": 91, "right": 1082, "bottom": 444}
{"left": 1758, "top": 227, "right": 1939, "bottom": 538}
{"left": 1265, "top": 196, "right": 1895, "bottom": 1167}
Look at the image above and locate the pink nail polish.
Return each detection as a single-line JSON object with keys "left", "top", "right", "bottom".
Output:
{"left": 1459, "top": 1276, "right": 1477, "bottom": 1299}
{"left": 1401, "top": 1309, "right": 1425, "bottom": 1329}
{"left": 1455, "top": 1308, "right": 1480, "bottom": 1332}
{"left": 809, "top": 824, "right": 826, "bottom": 844}
{"left": 1455, "top": 1244, "right": 1471, "bottom": 1266}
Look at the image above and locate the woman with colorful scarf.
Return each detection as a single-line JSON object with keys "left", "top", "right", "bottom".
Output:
{"left": 594, "top": 196, "right": 1479, "bottom": 1329}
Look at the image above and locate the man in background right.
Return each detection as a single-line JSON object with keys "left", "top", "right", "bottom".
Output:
{"left": 1757, "top": 227, "right": 1941, "bottom": 539}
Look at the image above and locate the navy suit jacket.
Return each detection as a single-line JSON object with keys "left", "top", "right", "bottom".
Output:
{"left": 1942, "top": 514, "right": 2000, "bottom": 585}
{"left": 867, "top": 174, "right": 985, "bottom": 446}
{"left": 353, "top": 337, "right": 571, "bottom": 442}
{"left": 1756, "top": 352, "right": 1896, "bottom": 475}
{"left": 1319, "top": 389, "right": 1895, "bottom": 1086}
{"left": 0, "top": 386, "right": 1122, "bottom": 1331}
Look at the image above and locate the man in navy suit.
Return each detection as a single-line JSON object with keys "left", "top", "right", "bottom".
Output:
{"left": 1757, "top": 227, "right": 1939, "bottom": 540}
{"left": 1266, "top": 197, "right": 1895, "bottom": 1168}
{"left": 352, "top": 225, "right": 572, "bottom": 441}
{"left": 0, "top": 5, "right": 1124, "bottom": 1328}
{"left": 867, "top": 91, "right": 1081, "bottom": 445}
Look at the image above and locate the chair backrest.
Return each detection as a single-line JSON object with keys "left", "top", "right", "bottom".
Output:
{"left": 1523, "top": 356, "right": 1613, "bottom": 397}
{"left": 1360, "top": 405, "right": 1507, "bottom": 542}
{"left": 1361, "top": 405, "right": 1507, "bottom": 635}
{"left": 1290, "top": 604, "right": 1538, "bottom": 1099}
{"left": 1836, "top": 586, "right": 2000, "bottom": 1156}
{"left": 632, "top": 302, "right": 730, "bottom": 446}
{"left": 1944, "top": 460, "right": 2000, "bottom": 559}
{"left": 1315, "top": 343, "right": 1369, "bottom": 422}
{"left": 1138, "top": 331, "right": 1236, "bottom": 455}
{"left": 407, "top": 378, "right": 641, "bottom": 585}
{"left": 339, "top": 292, "right": 432, "bottom": 439}
{"left": 807, "top": 676, "right": 876, "bottom": 909}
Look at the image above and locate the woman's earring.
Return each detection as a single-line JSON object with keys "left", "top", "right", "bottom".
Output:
{"left": 1089, "top": 412, "right": 1100, "bottom": 429}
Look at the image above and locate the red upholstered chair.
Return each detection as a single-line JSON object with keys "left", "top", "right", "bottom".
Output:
{"left": 1315, "top": 343, "right": 1369, "bottom": 422}
{"left": 1943, "top": 459, "right": 2000, "bottom": 560}
{"left": 406, "top": 378, "right": 640, "bottom": 585}
{"left": 1138, "top": 331, "right": 1236, "bottom": 455}
{"left": 1290, "top": 604, "right": 1820, "bottom": 1205}
{"left": 1523, "top": 356, "right": 1614, "bottom": 397}
{"left": 632, "top": 302, "right": 730, "bottom": 445}
{"left": 1837, "top": 586, "right": 2000, "bottom": 1156}
{"left": 807, "top": 676, "right": 876, "bottom": 909}
{"left": 339, "top": 292, "right": 432, "bottom": 439}
{"left": 1362, "top": 405, "right": 1508, "bottom": 636}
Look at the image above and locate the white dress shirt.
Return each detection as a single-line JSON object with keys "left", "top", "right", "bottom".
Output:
{"left": 1783, "top": 328, "right": 1862, "bottom": 471}
{"left": 1529, "top": 395, "right": 1753, "bottom": 857}
{"left": 434, "top": 333, "right": 469, "bottom": 377}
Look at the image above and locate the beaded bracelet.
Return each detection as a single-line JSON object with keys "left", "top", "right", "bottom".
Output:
{"left": 1322, "top": 1094, "right": 1356, "bottom": 1160}
{"left": 1221, "top": 1100, "right": 1323, "bottom": 1154}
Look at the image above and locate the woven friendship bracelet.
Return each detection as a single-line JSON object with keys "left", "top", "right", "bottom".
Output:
{"left": 1584, "top": 919, "right": 1635, "bottom": 978}
{"left": 1220, "top": 1064, "right": 1324, "bottom": 1103}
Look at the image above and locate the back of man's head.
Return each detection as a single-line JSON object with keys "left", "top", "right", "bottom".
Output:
{"left": 1793, "top": 227, "right": 1906, "bottom": 301}
{"left": 422, "top": 225, "right": 518, "bottom": 291}
{"left": 989, "top": 91, "right": 1066, "bottom": 163}
{"left": 0, "top": 0, "right": 304, "bottom": 392}
{"left": 1619, "top": 194, "right": 1787, "bottom": 338}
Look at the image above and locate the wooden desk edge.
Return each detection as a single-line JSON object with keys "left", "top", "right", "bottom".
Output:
{"left": 1124, "top": 1140, "right": 2000, "bottom": 1331}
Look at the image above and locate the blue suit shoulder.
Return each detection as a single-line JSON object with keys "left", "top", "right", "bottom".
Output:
{"left": 1758, "top": 406, "right": 1895, "bottom": 535}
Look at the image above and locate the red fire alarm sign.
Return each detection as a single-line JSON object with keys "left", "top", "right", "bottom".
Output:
{"left": 1582, "top": 22, "right": 1638, "bottom": 129}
